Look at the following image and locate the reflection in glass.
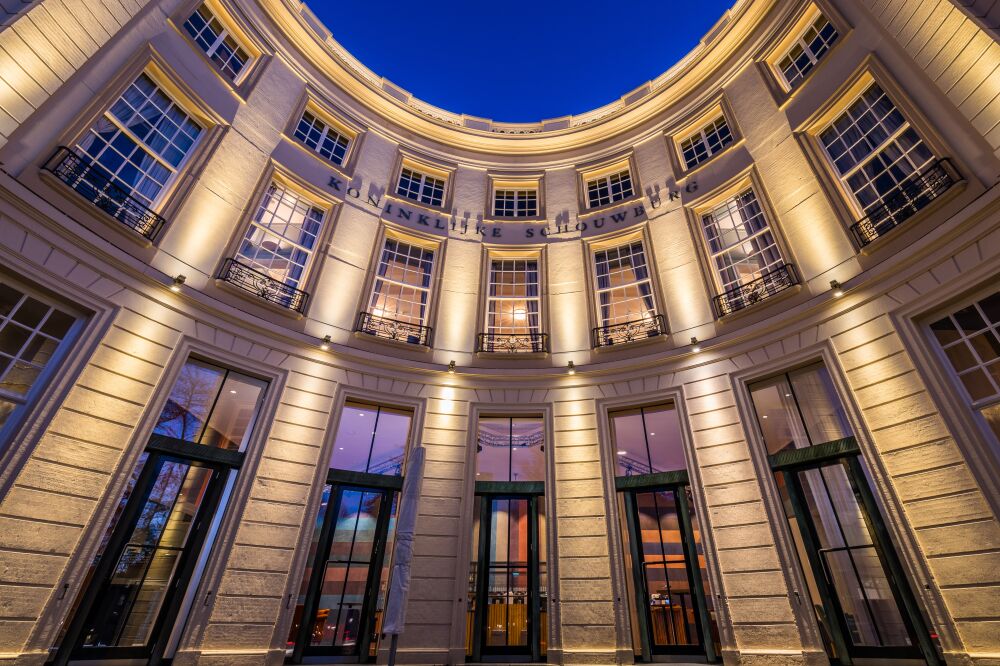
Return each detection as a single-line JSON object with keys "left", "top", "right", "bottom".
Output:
{"left": 80, "top": 459, "right": 214, "bottom": 648}
{"left": 475, "top": 417, "right": 544, "bottom": 482}
{"left": 329, "top": 402, "right": 412, "bottom": 475}
{"left": 288, "top": 485, "right": 397, "bottom": 657}
{"left": 610, "top": 404, "right": 685, "bottom": 476}
{"left": 749, "top": 363, "right": 852, "bottom": 454}
{"left": 153, "top": 359, "right": 266, "bottom": 450}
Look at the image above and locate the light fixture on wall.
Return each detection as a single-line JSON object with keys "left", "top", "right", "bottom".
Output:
{"left": 690, "top": 336, "right": 701, "bottom": 353}
{"left": 170, "top": 275, "right": 186, "bottom": 293}
{"left": 447, "top": 360, "right": 456, "bottom": 374}
{"left": 830, "top": 279, "right": 844, "bottom": 297}
{"left": 567, "top": 361, "right": 576, "bottom": 375}
{"left": 319, "top": 335, "right": 332, "bottom": 351}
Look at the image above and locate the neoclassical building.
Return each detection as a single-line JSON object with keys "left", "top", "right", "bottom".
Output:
{"left": 0, "top": 0, "right": 998, "bottom": 664}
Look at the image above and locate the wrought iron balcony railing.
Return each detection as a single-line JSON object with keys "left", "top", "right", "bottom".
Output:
{"left": 43, "top": 146, "right": 166, "bottom": 240}
{"left": 592, "top": 314, "right": 667, "bottom": 348}
{"left": 217, "top": 258, "right": 309, "bottom": 313}
{"left": 850, "top": 158, "right": 958, "bottom": 247}
{"left": 713, "top": 263, "right": 798, "bottom": 317}
{"left": 477, "top": 332, "right": 548, "bottom": 354}
{"left": 355, "top": 311, "right": 432, "bottom": 346}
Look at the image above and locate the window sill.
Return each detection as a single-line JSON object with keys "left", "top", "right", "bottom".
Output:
{"left": 383, "top": 193, "right": 449, "bottom": 217}
{"left": 475, "top": 350, "right": 549, "bottom": 360}
{"left": 855, "top": 179, "right": 967, "bottom": 257}
{"left": 39, "top": 170, "right": 156, "bottom": 249}
{"left": 716, "top": 283, "right": 803, "bottom": 323}
{"left": 214, "top": 278, "right": 306, "bottom": 320}
{"left": 581, "top": 195, "right": 643, "bottom": 217}
{"left": 352, "top": 330, "right": 431, "bottom": 353}
{"left": 591, "top": 330, "right": 668, "bottom": 354}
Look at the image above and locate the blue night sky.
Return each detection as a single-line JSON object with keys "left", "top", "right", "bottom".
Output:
{"left": 307, "top": 1, "right": 738, "bottom": 123}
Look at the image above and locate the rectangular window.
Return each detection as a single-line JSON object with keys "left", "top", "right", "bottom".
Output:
{"left": 700, "top": 187, "right": 786, "bottom": 295}
{"left": 777, "top": 14, "right": 839, "bottom": 89}
{"left": 183, "top": 4, "right": 250, "bottom": 80}
{"left": 475, "top": 416, "right": 544, "bottom": 482}
{"left": 609, "top": 403, "right": 685, "bottom": 476}
{"left": 76, "top": 73, "right": 202, "bottom": 208}
{"left": 493, "top": 188, "right": 538, "bottom": 217}
{"left": 368, "top": 238, "right": 434, "bottom": 327}
{"left": 0, "top": 279, "right": 78, "bottom": 440}
{"left": 819, "top": 84, "right": 936, "bottom": 229}
{"left": 237, "top": 181, "right": 325, "bottom": 291}
{"left": 60, "top": 357, "right": 267, "bottom": 660}
{"left": 680, "top": 116, "right": 733, "bottom": 169}
{"left": 586, "top": 169, "right": 634, "bottom": 208}
{"left": 329, "top": 401, "right": 412, "bottom": 475}
{"left": 594, "top": 240, "right": 657, "bottom": 327}
{"left": 483, "top": 259, "right": 542, "bottom": 352}
{"left": 293, "top": 110, "right": 351, "bottom": 166}
{"left": 930, "top": 290, "right": 1000, "bottom": 446}
{"left": 396, "top": 166, "right": 445, "bottom": 207}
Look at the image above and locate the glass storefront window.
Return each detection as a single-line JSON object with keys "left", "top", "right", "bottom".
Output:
{"left": 475, "top": 416, "right": 545, "bottom": 482}
{"left": 610, "top": 404, "right": 685, "bottom": 476}
{"left": 329, "top": 402, "right": 412, "bottom": 475}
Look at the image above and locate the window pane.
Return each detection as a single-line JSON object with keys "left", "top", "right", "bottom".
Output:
{"left": 200, "top": 371, "right": 267, "bottom": 450}
{"left": 154, "top": 360, "right": 226, "bottom": 442}
{"left": 750, "top": 363, "right": 851, "bottom": 454}
{"left": 330, "top": 402, "right": 412, "bottom": 475}
{"left": 475, "top": 416, "right": 544, "bottom": 482}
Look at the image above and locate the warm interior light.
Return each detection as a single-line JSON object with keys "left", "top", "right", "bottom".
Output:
{"left": 830, "top": 279, "right": 844, "bottom": 297}
{"left": 513, "top": 308, "right": 527, "bottom": 322}
{"left": 170, "top": 274, "right": 186, "bottom": 292}
{"left": 690, "top": 336, "right": 701, "bottom": 353}
{"left": 320, "top": 335, "right": 332, "bottom": 351}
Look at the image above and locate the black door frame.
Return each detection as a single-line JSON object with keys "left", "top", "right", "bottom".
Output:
{"left": 769, "top": 436, "right": 941, "bottom": 665}
{"left": 616, "top": 470, "right": 717, "bottom": 662}
{"left": 290, "top": 469, "right": 403, "bottom": 664}
{"left": 470, "top": 480, "right": 544, "bottom": 663}
{"left": 54, "top": 436, "right": 242, "bottom": 666}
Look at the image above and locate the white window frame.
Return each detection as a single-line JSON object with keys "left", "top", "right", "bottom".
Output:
{"left": 0, "top": 276, "right": 83, "bottom": 447}
{"left": 592, "top": 238, "right": 658, "bottom": 328}
{"left": 776, "top": 12, "right": 839, "bottom": 89}
{"left": 679, "top": 115, "right": 734, "bottom": 170}
{"left": 182, "top": 3, "right": 252, "bottom": 81}
{"left": 76, "top": 73, "right": 203, "bottom": 209}
{"left": 699, "top": 186, "right": 787, "bottom": 295}
{"left": 367, "top": 237, "right": 435, "bottom": 328}
{"left": 485, "top": 257, "right": 542, "bottom": 336}
{"left": 585, "top": 168, "right": 634, "bottom": 209}
{"left": 237, "top": 181, "right": 326, "bottom": 291}
{"left": 292, "top": 109, "right": 353, "bottom": 167}
{"left": 396, "top": 166, "right": 446, "bottom": 207}
{"left": 818, "top": 82, "right": 936, "bottom": 219}
{"left": 493, "top": 187, "right": 539, "bottom": 218}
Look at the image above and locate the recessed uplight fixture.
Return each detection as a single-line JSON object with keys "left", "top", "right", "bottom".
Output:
{"left": 447, "top": 360, "right": 456, "bottom": 374}
{"left": 567, "top": 361, "right": 576, "bottom": 375}
{"left": 690, "top": 336, "right": 701, "bottom": 353}
{"left": 229, "top": 389, "right": 237, "bottom": 394}
{"left": 170, "top": 274, "right": 186, "bottom": 293}
{"left": 830, "top": 279, "right": 844, "bottom": 298}
{"left": 319, "top": 335, "right": 332, "bottom": 351}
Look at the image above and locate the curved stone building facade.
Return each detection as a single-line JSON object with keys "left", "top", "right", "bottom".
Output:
{"left": 0, "top": 0, "right": 999, "bottom": 664}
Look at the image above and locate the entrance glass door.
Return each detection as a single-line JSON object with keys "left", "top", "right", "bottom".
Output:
{"left": 610, "top": 404, "right": 719, "bottom": 661}
{"left": 54, "top": 359, "right": 268, "bottom": 666}
{"left": 71, "top": 454, "right": 225, "bottom": 660}
{"left": 466, "top": 416, "right": 547, "bottom": 662}
{"left": 620, "top": 486, "right": 715, "bottom": 657}
{"left": 290, "top": 483, "right": 397, "bottom": 660}
{"left": 288, "top": 401, "right": 412, "bottom": 663}
{"left": 750, "top": 363, "right": 941, "bottom": 665}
